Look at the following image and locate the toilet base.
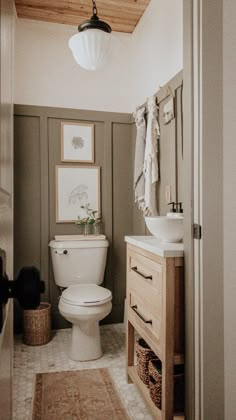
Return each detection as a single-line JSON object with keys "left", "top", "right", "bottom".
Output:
{"left": 58, "top": 299, "right": 112, "bottom": 361}
{"left": 70, "top": 320, "right": 102, "bottom": 361}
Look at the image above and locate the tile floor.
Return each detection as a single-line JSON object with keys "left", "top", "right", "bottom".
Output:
{"left": 13, "top": 323, "right": 153, "bottom": 420}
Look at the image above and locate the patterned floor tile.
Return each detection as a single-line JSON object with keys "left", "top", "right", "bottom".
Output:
{"left": 13, "top": 323, "right": 153, "bottom": 420}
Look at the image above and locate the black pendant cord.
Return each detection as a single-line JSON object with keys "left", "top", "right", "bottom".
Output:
{"left": 92, "top": 0, "right": 98, "bottom": 16}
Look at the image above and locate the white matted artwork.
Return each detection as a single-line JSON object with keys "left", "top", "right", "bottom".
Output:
{"left": 61, "top": 121, "right": 94, "bottom": 162}
{"left": 56, "top": 165, "right": 100, "bottom": 223}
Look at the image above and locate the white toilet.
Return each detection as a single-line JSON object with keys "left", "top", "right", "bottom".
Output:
{"left": 49, "top": 237, "right": 112, "bottom": 361}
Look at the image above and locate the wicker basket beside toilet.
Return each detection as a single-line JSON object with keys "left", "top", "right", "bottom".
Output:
{"left": 149, "top": 359, "right": 185, "bottom": 412}
{"left": 23, "top": 303, "right": 51, "bottom": 346}
{"left": 136, "top": 338, "right": 156, "bottom": 386}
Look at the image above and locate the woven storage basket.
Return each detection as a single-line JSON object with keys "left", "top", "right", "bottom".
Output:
{"left": 136, "top": 338, "right": 156, "bottom": 386}
{"left": 23, "top": 303, "right": 51, "bottom": 346}
{"left": 149, "top": 359, "right": 185, "bottom": 412}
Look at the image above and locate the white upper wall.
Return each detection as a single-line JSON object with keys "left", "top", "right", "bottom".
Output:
{"left": 14, "top": 20, "right": 134, "bottom": 113}
{"left": 14, "top": 0, "right": 183, "bottom": 113}
{"left": 130, "top": 0, "right": 183, "bottom": 110}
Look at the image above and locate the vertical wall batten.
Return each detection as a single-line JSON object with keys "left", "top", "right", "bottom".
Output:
{"left": 103, "top": 120, "right": 113, "bottom": 296}
{"left": 40, "top": 113, "right": 50, "bottom": 302}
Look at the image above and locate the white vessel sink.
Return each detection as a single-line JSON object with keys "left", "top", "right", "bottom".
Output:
{"left": 145, "top": 216, "right": 184, "bottom": 243}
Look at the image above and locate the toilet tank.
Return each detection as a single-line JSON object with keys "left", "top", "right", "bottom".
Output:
{"left": 49, "top": 239, "right": 109, "bottom": 288}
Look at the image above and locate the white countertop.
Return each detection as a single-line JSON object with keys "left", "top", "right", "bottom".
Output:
{"left": 125, "top": 236, "right": 184, "bottom": 258}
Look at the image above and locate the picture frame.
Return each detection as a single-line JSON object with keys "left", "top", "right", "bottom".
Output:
{"left": 56, "top": 165, "right": 100, "bottom": 223}
{"left": 61, "top": 121, "right": 94, "bottom": 163}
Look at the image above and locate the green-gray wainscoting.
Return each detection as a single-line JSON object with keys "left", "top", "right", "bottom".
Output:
{"left": 14, "top": 105, "right": 134, "bottom": 330}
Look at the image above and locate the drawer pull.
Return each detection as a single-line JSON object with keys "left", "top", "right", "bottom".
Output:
{"left": 131, "top": 305, "right": 152, "bottom": 325}
{"left": 131, "top": 266, "right": 152, "bottom": 280}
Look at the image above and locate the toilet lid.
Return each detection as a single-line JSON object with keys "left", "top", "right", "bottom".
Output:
{"left": 61, "top": 284, "right": 112, "bottom": 306}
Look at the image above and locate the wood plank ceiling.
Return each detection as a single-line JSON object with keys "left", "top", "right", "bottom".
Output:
{"left": 15, "top": 0, "right": 151, "bottom": 33}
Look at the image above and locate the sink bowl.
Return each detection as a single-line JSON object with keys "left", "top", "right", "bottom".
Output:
{"left": 145, "top": 216, "right": 184, "bottom": 243}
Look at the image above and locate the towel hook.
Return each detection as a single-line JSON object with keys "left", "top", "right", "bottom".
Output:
{"left": 166, "top": 85, "right": 175, "bottom": 98}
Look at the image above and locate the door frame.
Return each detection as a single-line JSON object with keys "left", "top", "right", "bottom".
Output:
{"left": 183, "top": 1, "right": 195, "bottom": 417}
{"left": 183, "top": 0, "right": 224, "bottom": 418}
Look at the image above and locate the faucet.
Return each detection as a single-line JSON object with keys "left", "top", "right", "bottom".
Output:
{"left": 167, "top": 202, "right": 183, "bottom": 215}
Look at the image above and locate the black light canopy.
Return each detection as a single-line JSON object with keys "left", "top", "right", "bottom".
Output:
{"left": 78, "top": 1, "right": 112, "bottom": 33}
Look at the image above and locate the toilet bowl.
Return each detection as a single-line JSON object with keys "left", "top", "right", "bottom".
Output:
{"left": 49, "top": 237, "right": 112, "bottom": 361}
{"left": 59, "top": 284, "right": 112, "bottom": 361}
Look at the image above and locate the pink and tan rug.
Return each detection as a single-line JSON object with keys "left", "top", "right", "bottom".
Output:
{"left": 31, "top": 368, "right": 130, "bottom": 420}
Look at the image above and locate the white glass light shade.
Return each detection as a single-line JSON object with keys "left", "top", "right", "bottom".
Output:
{"left": 69, "top": 29, "right": 111, "bottom": 71}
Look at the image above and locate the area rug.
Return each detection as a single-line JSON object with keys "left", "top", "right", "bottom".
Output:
{"left": 31, "top": 368, "right": 130, "bottom": 420}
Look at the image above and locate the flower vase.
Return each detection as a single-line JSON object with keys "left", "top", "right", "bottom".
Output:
{"left": 83, "top": 224, "right": 91, "bottom": 235}
{"left": 93, "top": 222, "right": 102, "bottom": 235}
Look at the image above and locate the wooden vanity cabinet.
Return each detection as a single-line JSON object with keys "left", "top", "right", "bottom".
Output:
{"left": 126, "top": 243, "right": 184, "bottom": 419}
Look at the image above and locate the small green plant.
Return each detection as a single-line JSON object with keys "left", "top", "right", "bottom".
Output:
{"left": 75, "top": 203, "right": 101, "bottom": 228}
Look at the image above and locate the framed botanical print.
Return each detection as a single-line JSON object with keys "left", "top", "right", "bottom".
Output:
{"left": 56, "top": 165, "right": 100, "bottom": 223}
{"left": 61, "top": 121, "right": 94, "bottom": 163}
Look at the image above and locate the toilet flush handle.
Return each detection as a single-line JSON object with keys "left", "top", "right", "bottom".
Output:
{"left": 55, "top": 250, "right": 68, "bottom": 255}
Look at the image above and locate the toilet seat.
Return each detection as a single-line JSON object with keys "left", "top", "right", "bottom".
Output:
{"left": 61, "top": 284, "right": 112, "bottom": 307}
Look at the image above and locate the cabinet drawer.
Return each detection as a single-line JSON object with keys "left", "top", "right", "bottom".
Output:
{"left": 128, "top": 291, "right": 162, "bottom": 345}
{"left": 127, "top": 250, "right": 163, "bottom": 291}
{"left": 128, "top": 274, "right": 162, "bottom": 320}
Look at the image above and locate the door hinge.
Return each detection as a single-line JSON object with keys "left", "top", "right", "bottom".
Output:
{"left": 193, "top": 224, "right": 202, "bottom": 240}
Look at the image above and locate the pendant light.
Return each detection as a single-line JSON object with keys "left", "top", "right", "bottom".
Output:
{"left": 69, "top": 0, "right": 112, "bottom": 71}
